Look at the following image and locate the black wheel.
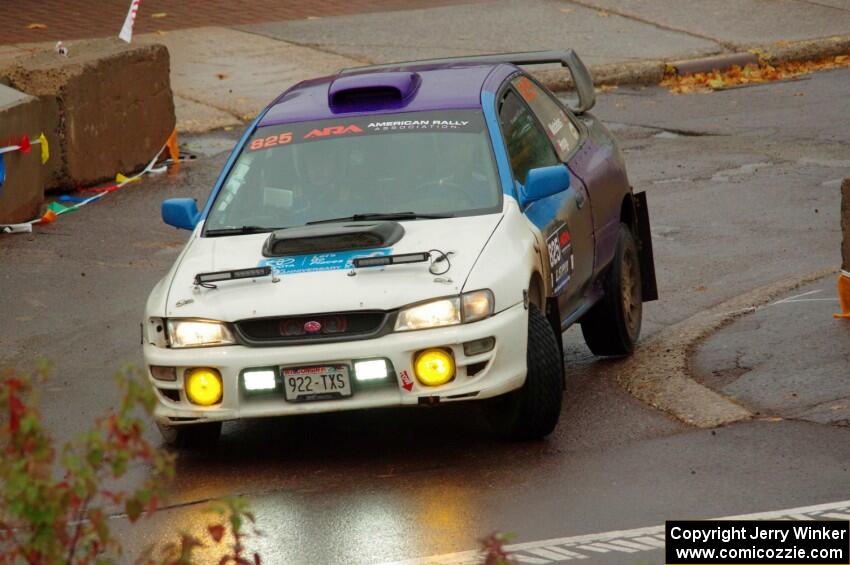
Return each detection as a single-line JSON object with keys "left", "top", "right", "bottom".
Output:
{"left": 484, "top": 303, "right": 564, "bottom": 440}
{"left": 157, "top": 421, "right": 222, "bottom": 449}
{"left": 581, "top": 223, "right": 643, "bottom": 356}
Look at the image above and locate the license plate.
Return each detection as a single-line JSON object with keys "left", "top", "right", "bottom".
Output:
{"left": 282, "top": 364, "right": 352, "bottom": 402}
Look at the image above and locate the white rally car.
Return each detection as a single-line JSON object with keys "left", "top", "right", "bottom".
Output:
{"left": 143, "top": 51, "right": 657, "bottom": 446}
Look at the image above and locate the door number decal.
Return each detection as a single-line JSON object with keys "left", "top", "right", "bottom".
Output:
{"left": 547, "top": 222, "right": 574, "bottom": 294}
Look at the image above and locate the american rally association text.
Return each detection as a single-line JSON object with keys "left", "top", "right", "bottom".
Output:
{"left": 669, "top": 524, "right": 848, "bottom": 545}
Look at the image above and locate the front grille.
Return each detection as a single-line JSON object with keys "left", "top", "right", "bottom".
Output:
{"left": 235, "top": 311, "right": 390, "bottom": 345}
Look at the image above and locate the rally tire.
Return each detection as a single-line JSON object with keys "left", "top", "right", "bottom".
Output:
{"left": 157, "top": 421, "right": 222, "bottom": 449}
{"left": 484, "top": 303, "right": 564, "bottom": 441}
{"left": 581, "top": 223, "right": 643, "bottom": 356}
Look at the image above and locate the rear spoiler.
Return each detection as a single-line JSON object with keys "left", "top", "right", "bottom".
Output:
{"left": 339, "top": 50, "right": 596, "bottom": 114}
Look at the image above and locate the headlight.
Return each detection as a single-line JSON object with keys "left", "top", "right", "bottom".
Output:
{"left": 166, "top": 319, "right": 235, "bottom": 348}
{"left": 394, "top": 290, "right": 494, "bottom": 331}
{"left": 395, "top": 297, "right": 460, "bottom": 331}
{"left": 461, "top": 289, "right": 494, "bottom": 322}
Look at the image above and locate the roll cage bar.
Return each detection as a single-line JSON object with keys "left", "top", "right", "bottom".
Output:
{"left": 339, "top": 50, "right": 596, "bottom": 114}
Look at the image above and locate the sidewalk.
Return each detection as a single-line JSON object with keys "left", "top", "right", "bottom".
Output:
{"left": 3, "top": 0, "right": 850, "bottom": 132}
{"left": 693, "top": 275, "right": 850, "bottom": 427}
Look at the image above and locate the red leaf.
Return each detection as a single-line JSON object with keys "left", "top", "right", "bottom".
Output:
{"left": 8, "top": 395, "right": 25, "bottom": 434}
{"left": 254, "top": 553, "right": 262, "bottom": 565}
{"left": 208, "top": 524, "right": 225, "bottom": 543}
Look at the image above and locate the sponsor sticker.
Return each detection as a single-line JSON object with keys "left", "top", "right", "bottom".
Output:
{"left": 245, "top": 110, "right": 485, "bottom": 152}
{"left": 366, "top": 119, "right": 471, "bottom": 131}
{"left": 546, "top": 222, "right": 574, "bottom": 294}
{"left": 547, "top": 117, "right": 564, "bottom": 135}
{"left": 400, "top": 370, "right": 414, "bottom": 391}
{"left": 260, "top": 248, "right": 392, "bottom": 275}
{"left": 516, "top": 76, "right": 538, "bottom": 102}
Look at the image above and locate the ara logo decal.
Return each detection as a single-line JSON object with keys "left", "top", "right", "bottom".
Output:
{"left": 400, "top": 370, "right": 414, "bottom": 391}
{"left": 304, "top": 124, "right": 363, "bottom": 139}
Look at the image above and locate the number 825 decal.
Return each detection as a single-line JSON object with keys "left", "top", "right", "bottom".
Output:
{"left": 249, "top": 132, "right": 293, "bottom": 151}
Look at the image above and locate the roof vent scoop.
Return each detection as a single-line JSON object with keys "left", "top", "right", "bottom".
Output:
{"left": 328, "top": 71, "right": 421, "bottom": 110}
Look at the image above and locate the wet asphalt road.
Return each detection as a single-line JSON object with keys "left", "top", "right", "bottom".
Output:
{"left": 1, "top": 69, "right": 849, "bottom": 564}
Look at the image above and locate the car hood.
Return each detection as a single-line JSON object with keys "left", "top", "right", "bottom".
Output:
{"left": 163, "top": 214, "right": 503, "bottom": 320}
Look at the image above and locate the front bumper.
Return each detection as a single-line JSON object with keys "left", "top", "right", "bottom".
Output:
{"left": 144, "top": 302, "right": 529, "bottom": 425}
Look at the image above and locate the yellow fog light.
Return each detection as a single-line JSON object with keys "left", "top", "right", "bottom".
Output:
{"left": 414, "top": 349, "right": 455, "bottom": 386}
{"left": 185, "top": 368, "right": 223, "bottom": 406}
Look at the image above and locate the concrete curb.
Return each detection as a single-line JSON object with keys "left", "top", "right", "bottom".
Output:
{"left": 613, "top": 268, "right": 836, "bottom": 429}
{"left": 535, "top": 34, "right": 850, "bottom": 93}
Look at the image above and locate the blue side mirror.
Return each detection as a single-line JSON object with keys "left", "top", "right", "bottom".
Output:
{"left": 519, "top": 165, "right": 570, "bottom": 208}
{"left": 519, "top": 164, "right": 571, "bottom": 208}
{"left": 162, "top": 198, "right": 200, "bottom": 230}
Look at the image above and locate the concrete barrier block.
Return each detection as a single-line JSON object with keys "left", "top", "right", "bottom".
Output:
{"left": 0, "top": 84, "right": 57, "bottom": 224}
{"left": 842, "top": 178, "right": 850, "bottom": 271}
{"left": 1, "top": 38, "right": 175, "bottom": 191}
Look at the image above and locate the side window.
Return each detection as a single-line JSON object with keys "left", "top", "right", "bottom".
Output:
{"left": 498, "top": 90, "right": 559, "bottom": 185}
{"left": 512, "top": 75, "right": 581, "bottom": 160}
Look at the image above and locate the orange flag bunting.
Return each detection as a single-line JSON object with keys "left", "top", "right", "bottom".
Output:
{"left": 834, "top": 271, "right": 850, "bottom": 319}
{"left": 165, "top": 128, "right": 179, "bottom": 173}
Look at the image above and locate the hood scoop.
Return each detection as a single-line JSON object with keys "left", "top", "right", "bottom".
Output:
{"left": 262, "top": 221, "right": 405, "bottom": 257}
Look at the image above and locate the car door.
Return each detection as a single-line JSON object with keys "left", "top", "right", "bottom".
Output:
{"left": 498, "top": 76, "right": 595, "bottom": 319}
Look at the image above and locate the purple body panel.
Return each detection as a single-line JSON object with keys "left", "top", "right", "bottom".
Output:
{"left": 568, "top": 134, "right": 631, "bottom": 278}
{"left": 259, "top": 64, "right": 512, "bottom": 127}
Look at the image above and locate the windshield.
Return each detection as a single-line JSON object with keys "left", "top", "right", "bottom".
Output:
{"left": 204, "top": 110, "right": 502, "bottom": 233}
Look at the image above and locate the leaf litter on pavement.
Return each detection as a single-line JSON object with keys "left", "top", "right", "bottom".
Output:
{"left": 662, "top": 54, "right": 850, "bottom": 94}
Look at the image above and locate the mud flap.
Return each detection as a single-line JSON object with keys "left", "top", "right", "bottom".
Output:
{"left": 633, "top": 191, "right": 658, "bottom": 302}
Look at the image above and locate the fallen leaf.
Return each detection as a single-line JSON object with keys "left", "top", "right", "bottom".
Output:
{"left": 559, "top": 7, "right": 574, "bottom": 12}
{"left": 208, "top": 524, "right": 225, "bottom": 543}
{"left": 661, "top": 55, "right": 850, "bottom": 94}
{"left": 216, "top": 73, "right": 228, "bottom": 80}
{"left": 26, "top": 23, "right": 47, "bottom": 30}
{"left": 597, "top": 10, "right": 610, "bottom": 16}
{"left": 151, "top": 12, "right": 167, "bottom": 18}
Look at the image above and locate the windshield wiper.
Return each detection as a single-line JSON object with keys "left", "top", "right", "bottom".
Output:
{"left": 205, "top": 226, "right": 280, "bottom": 237}
{"left": 306, "top": 212, "right": 452, "bottom": 225}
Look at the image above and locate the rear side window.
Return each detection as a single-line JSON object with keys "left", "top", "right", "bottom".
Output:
{"left": 512, "top": 75, "right": 581, "bottom": 160}
{"left": 498, "top": 90, "right": 559, "bottom": 184}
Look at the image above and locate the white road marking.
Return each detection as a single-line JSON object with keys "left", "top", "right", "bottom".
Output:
{"left": 529, "top": 546, "right": 587, "bottom": 560}
{"left": 631, "top": 536, "right": 667, "bottom": 548}
{"left": 772, "top": 289, "right": 823, "bottom": 304}
{"left": 608, "top": 539, "right": 659, "bottom": 550}
{"left": 575, "top": 545, "right": 612, "bottom": 553}
{"left": 821, "top": 512, "right": 850, "bottom": 519}
{"left": 527, "top": 548, "right": 577, "bottom": 560}
{"left": 383, "top": 499, "right": 850, "bottom": 565}
{"left": 514, "top": 555, "right": 548, "bottom": 564}
{"left": 587, "top": 542, "right": 638, "bottom": 553}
